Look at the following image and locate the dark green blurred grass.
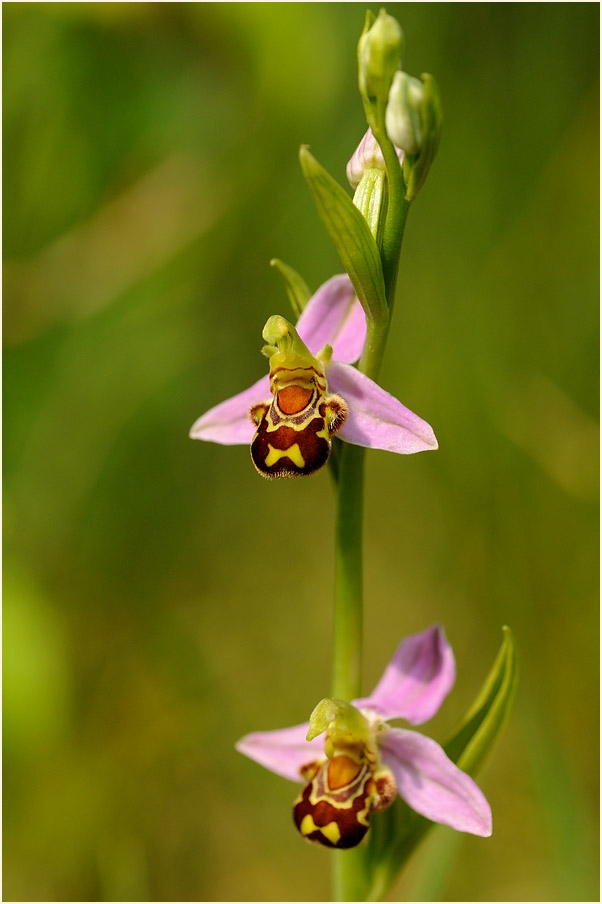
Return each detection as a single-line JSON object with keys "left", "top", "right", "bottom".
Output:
{"left": 3, "top": 3, "right": 599, "bottom": 901}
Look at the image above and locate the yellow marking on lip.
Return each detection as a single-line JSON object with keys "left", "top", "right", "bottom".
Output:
{"left": 265, "top": 442, "right": 305, "bottom": 469}
{"left": 299, "top": 814, "right": 341, "bottom": 845}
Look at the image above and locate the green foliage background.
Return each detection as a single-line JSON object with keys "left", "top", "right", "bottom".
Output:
{"left": 3, "top": 3, "right": 599, "bottom": 901}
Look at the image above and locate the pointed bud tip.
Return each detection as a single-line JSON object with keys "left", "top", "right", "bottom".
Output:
{"left": 358, "top": 9, "right": 404, "bottom": 104}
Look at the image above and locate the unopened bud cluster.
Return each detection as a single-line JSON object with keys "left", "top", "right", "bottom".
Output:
{"left": 358, "top": 8, "right": 442, "bottom": 199}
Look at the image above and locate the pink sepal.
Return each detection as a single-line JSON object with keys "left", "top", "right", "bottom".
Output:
{"left": 189, "top": 374, "right": 270, "bottom": 445}
{"left": 353, "top": 626, "right": 455, "bottom": 725}
{"left": 296, "top": 274, "right": 366, "bottom": 364}
{"left": 235, "top": 722, "right": 325, "bottom": 783}
{"left": 328, "top": 361, "right": 438, "bottom": 454}
{"left": 380, "top": 727, "right": 492, "bottom": 836}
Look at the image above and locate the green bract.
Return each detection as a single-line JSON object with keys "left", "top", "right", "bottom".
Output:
{"left": 352, "top": 167, "right": 387, "bottom": 244}
{"left": 299, "top": 145, "right": 388, "bottom": 326}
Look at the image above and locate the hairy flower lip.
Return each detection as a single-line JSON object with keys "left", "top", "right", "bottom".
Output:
{"left": 190, "top": 274, "right": 438, "bottom": 457}
{"left": 236, "top": 625, "right": 492, "bottom": 838}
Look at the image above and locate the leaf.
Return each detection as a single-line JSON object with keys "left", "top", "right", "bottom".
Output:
{"left": 299, "top": 146, "right": 388, "bottom": 325}
{"left": 269, "top": 258, "right": 311, "bottom": 318}
{"left": 444, "top": 625, "right": 518, "bottom": 774}
{"left": 363, "top": 626, "right": 518, "bottom": 902}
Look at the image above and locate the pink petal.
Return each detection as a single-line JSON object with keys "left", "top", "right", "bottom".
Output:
{"left": 353, "top": 626, "right": 455, "bottom": 725}
{"left": 327, "top": 361, "right": 438, "bottom": 453}
{"left": 189, "top": 374, "right": 270, "bottom": 445}
{"left": 380, "top": 728, "right": 492, "bottom": 836}
{"left": 235, "top": 722, "right": 325, "bottom": 782}
{"left": 296, "top": 275, "right": 366, "bottom": 364}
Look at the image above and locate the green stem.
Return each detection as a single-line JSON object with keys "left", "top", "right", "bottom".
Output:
{"left": 332, "top": 847, "right": 369, "bottom": 903}
{"left": 332, "top": 440, "right": 365, "bottom": 701}
{"left": 331, "top": 232, "right": 393, "bottom": 707}
{"left": 330, "top": 323, "right": 389, "bottom": 902}
{"left": 330, "top": 108, "right": 412, "bottom": 903}
{"left": 360, "top": 317, "right": 391, "bottom": 381}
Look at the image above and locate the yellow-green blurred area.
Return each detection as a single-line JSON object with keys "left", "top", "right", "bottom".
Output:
{"left": 3, "top": 2, "right": 599, "bottom": 901}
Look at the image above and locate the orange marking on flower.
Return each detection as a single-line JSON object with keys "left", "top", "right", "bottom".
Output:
{"left": 277, "top": 385, "right": 312, "bottom": 415}
{"left": 327, "top": 755, "right": 362, "bottom": 790}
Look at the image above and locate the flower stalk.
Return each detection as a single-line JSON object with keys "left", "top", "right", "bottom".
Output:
{"left": 331, "top": 129, "right": 410, "bottom": 723}
{"left": 330, "top": 344, "right": 398, "bottom": 904}
{"left": 330, "top": 142, "right": 410, "bottom": 904}
{"left": 329, "top": 10, "right": 432, "bottom": 898}
{"left": 332, "top": 439, "right": 365, "bottom": 702}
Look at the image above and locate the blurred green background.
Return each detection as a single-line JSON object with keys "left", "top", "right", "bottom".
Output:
{"left": 3, "top": 3, "right": 599, "bottom": 901}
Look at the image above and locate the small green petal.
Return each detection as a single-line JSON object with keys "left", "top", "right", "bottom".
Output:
{"left": 270, "top": 258, "right": 312, "bottom": 318}
{"left": 317, "top": 344, "right": 333, "bottom": 365}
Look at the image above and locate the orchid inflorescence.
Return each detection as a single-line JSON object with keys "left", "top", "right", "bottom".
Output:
{"left": 190, "top": 9, "right": 515, "bottom": 900}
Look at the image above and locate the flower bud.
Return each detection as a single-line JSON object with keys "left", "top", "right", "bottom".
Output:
{"left": 385, "top": 70, "right": 425, "bottom": 156}
{"left": 346, "top": 128, "right": 404, "bottom": 189}
{"left": 346, "top": 129, "right": 405, "bottom": 240}
{"left": 358, "top": 8, "right": 403, "bottom": 104}
{"left": 386, "top": 71, "right": 442, "bottom": 200}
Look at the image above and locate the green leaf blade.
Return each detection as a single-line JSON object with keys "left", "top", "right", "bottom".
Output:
{"left": 444, "top": 625, "right": 518, "bottom": 774}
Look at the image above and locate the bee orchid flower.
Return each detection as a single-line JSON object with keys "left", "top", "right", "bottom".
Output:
{"left": 236, "top": 626, "right": 492, "bottom": 848}
{"left": 190, "top": 275, "right": 437, "bottom": 477}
